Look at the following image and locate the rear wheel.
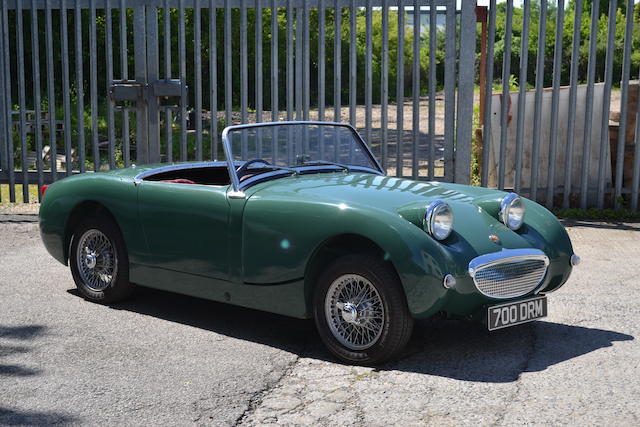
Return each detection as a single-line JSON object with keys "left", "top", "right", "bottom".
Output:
{"left": 313, "top": 254, "right": 413, "bottom": 365}
{"left": 69, "top": 213, "right": 133, "bottom": 303}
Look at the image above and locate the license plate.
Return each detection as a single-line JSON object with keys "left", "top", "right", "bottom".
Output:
{"left": 487, "top": 296, "right": 547, "bottom": 331}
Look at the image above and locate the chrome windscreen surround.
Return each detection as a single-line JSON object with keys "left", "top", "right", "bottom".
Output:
{"left": 468, "top": 249, "right": 550, "bottom": 299}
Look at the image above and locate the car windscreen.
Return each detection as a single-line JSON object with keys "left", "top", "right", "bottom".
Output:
{"left": 223, "top": 123, "right": 381, "bottom": 175}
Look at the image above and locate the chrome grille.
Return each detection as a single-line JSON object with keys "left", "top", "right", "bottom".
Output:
{"left": 468, "top": 249, "right": 549, "bottom": 299}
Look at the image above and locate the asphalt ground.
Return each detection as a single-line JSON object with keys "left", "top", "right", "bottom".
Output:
{"left": 0, "top": 217, "right": 638, "bottom": 426}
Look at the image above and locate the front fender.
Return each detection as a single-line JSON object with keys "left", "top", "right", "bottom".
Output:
{"left": 241, "top": 196, "right": 455, "bottom": 318}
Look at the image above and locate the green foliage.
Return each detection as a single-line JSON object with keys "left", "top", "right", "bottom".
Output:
{"left": 485, "top": 1, "right": 640, "bottom": 89}
{"left": 554, "top": 207, "right": 640, "bottom": 222}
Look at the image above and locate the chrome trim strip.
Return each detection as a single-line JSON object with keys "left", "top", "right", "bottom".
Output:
{"left": 221, "top": 121, "right": 385, "bottom": 192}
{"left": 468, "top": 248, "right": 549, "bottom": 279}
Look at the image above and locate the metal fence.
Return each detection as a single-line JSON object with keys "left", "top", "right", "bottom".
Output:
{"left": 0, "top": 0, "right": 477, "bottom": 203}
{"left": 479, "top": 0, "right": 640, "bottom": 210}
{"left": 2, "top": 0, "right": 639, "bottom": 211}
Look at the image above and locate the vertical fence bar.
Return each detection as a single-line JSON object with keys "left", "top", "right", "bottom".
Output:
{"left": 632, "top": 88, "right": 640, "bottom": 210}
{"left": 333, "top": 0, "right": 341, "bottom": 122}
{"left": 240, "top": 0, "right": 248, "bottom": 126}
{"left": 596, "top": 0, "right": 617, "bottom": 209}
{"left": 562, "top": 0, "right": 582, "bottom": 208}
{"left": 480, "top": 0, "right": 496, "bottom": 186}
{"left": 349, "top": 0, "right": 356, "bottom": 126}
{"left": 46, "top": 0, "right": 58, "bottom": 179}
{"left": 286, "top": 0, "right": 293, "bottom": 121}
{"left": 380, "top": 0, "right": 389, "bottom": 171}
{"left": 396, "top": 0, "right": 404, "bottom": 177}
{"left": 318, "top": 0, "right": 326, "bottom": 121}
{"left": 530, "top": 0, "right": 547, "bottom": 201}
{"left": 411, "top": 0, "right": 419, "bottom": 179}
{"left": 74, "top": 0, "right": 85, "bottom": 172}
{"left": 0, "top": 10, "right": 4, "bottom": 202}
{"left": 65, "top": 0, "right": 79, "bottom": 176}
{"left": 179, "top": 0, "right": 187, "bottom": 159}
{"left": 295, "top": 7, "right": 302, "bottom": 119}
{"left": 579, "top": 0, "right": 600, "bottom": 208}
{"left": 147, "top": 6, "right": 160, "bottom": 163}
{"left": 224, "top": 0, "right": 232, "bottom": 125}
{"left": 615, "top": 0, "right": 635, "bottom": 209}
{"left": 134, "top": 5, "right": 148, "bottom": 163}
{"left": 164, "top": 0, "right": 172, "bottom": 163}
{"left": 365, "top": 0, "right": 372, "bottom": 144}
{"left": 546, "top": 0, "right": 564, "bottom": 208}
{"left": 427, "top": 0, "right": 435, "bottom": 179}
{"left": 303, "top": 1, "right": 310, "bottom": 121}
{"left": 454, "top": 0, "right": 476, "bottom": 185}
{"left": 1, "top": 2, "right": 15, "bottom": 201}
{"left": 271, "top": 0, "right": 278, "bottom": 121}
{"left": 195, "top": 0, "right": 203, "bottom": 159}
{"left": 255, "top": 0, "right": 263, "bottom": 123}
{"left": 74, "top": 0, "right": 87, "bottom": 172}
{"left": 209, "top": 0, "right": 218, "bottom": 159}
{"left": 443, "top": 0, "right": 455, "bottom": 182}
{"left": 90, "top": 0, "right": 100, "bottom": 170}
{"left": 514, "top": 0, "right": 530, "bottom": 193}
{"left": 16, "top": 1, "right": 29, "bottom": 202}
{"left": 121, "top": 0, "right": 130, "bottom": 166}
{"left": 105, "top": 0, "right": 116, "bottom": 168}
{"left": 240, "top": 0, "right": 248, "bottom": 157}
{"left": 31, "top": 0, "right": 44, "bottom": 198}
{"left": 497, "top": 0, "right": 513, "bottom": 190}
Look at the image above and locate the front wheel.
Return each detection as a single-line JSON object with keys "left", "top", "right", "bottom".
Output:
{"left": 313, "top": 254, "right": 414, "bottom": 365}
{"left": 69, "top": 213, "right": 134, "bottom": 304}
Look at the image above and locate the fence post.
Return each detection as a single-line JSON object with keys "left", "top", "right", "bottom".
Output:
{"left": 134, "top": 5, "right": 149, "bottom": 164}
{"left": 454, "top": 0, "right": 476, "bottom": 185}
{"left": 146, "top": 5, "right": 161, "bottom": 163}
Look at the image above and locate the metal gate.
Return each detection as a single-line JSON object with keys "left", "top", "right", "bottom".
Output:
{"left": 0, "top": 0, "right": 476, "bottom": 203}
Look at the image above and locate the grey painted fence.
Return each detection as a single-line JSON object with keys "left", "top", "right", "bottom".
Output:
{"left": 0, "top": 0, "right": 476, "bottom": 203}
{"left": 480, "top": 0, "right": 640, "bottom": 210}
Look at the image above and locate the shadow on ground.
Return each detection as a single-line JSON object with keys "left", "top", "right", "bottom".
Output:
{"left": 70, "top": 286, "right": 633, "bottom": 384}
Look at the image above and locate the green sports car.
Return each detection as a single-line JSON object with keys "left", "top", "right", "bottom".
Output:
{"left": 39, "top": 121, "right": 579, "bottom": 365}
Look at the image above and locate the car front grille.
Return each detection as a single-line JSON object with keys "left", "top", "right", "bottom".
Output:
{"left": 468, "top": 249, "right": 549, "bottom": 299}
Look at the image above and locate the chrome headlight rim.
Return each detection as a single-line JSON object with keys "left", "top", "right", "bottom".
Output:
{"left": 499, "top": 192, "right": 525, "bottom": 230}
{"left": 424, "top": 200, "right": 454, "bottom": 241}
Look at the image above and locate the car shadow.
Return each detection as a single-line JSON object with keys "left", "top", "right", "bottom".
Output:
{"left": 69, "top": 287, "right": 633, "bottom": 383}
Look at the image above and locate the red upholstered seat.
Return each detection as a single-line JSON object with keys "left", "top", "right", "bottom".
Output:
{"left": 160, "top": 178, "right": 197, "bottom": 184}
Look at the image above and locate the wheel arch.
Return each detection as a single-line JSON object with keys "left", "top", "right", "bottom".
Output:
{"left": 303, "top": 233, "right": 406, "bottom": 314}
{"left": 63, "top": 200, "right": 121, "bottom": 264}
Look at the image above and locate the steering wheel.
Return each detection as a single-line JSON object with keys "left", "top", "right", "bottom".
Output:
{"left": 236, "top": 158, "right": 271, "bottom": 177}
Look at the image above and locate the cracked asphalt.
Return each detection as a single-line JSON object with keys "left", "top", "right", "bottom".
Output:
{"left": 1, "top": 217, "right": 638, "bottom": 426}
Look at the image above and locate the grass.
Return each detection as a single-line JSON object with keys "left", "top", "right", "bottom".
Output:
{"left": 0, "top": 184, "right": 40, "bottom": 204}
{"left": 554, "top": 208, "right": 640, "bottom": 222}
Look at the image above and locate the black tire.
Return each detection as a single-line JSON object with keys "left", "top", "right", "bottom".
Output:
{"left": 313, "top": 254, "right": 414, "bottom": 365}
{"left": 69, "top": 212, "right": 134, "bottom": 304}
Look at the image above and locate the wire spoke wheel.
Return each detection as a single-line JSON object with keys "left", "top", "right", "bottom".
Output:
{"left": 325, "top": 274, "right": 385, "bottom": 351}
{"left": 76, "top": 229, "right": 118, "bottom": 292}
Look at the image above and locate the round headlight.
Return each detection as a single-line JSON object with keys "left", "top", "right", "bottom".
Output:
{"left": 500, "top": 193, "right": 525, "bottom": 230}
{"left": 424, "top": 200, "right": 454, "bottom": 241}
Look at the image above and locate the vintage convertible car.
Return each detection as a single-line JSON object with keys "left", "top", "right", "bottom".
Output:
{"left": 39, "top": 121, "right": 579, "bottom": 365}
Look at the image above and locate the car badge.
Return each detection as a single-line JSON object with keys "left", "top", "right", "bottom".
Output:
{"left": 489, "top": 234, "right": 501, "bottom": 244}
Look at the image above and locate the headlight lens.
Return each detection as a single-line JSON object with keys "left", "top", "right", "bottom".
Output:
{"left": 424, "top": 200, "right": 454, "bottom": 241}
{"left": 500, "top": 193, "right": 525, "bottom": 230}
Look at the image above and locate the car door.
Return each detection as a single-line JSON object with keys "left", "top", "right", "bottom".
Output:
{"left": 138, "top": 181, "right": 230, "bottom": 280}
